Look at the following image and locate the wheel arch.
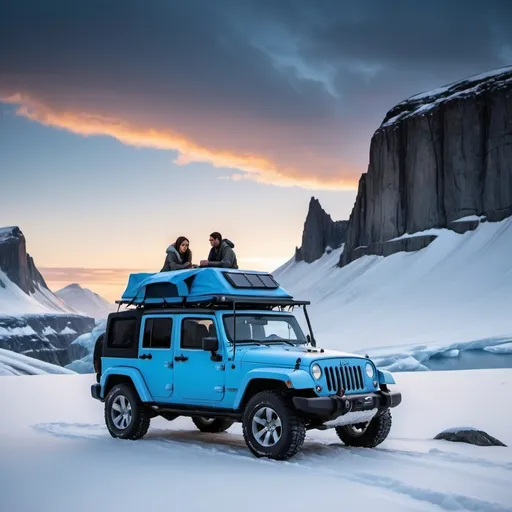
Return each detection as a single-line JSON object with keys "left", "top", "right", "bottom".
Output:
{"left": 235, "top": 369, "right": 317, "bottom": 410}
{"left": 100, "top": 367, "right": 152, "bottom": 402}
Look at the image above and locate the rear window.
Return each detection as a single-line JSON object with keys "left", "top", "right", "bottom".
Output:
{"left": 107, "top": 317, "right": 137, "bottom": 348}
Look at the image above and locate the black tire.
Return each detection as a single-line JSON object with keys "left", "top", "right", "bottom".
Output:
{"left": 104, "top": 383, "right": 151, "bottom": 440}
{"left": 191, "top": 416, "right": 234, "bottom": 433}
{"left": 93, "top": 334, "right": 104, "bottom": 383}
{"left": 242, "top": 391, "right": 306, "bottom": 460}
{"left": 335, "top": 409, "right": 392, "bottom": 448}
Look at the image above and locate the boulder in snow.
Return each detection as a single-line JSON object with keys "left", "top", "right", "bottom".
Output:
{"left": 434, "top": 427, "right": 507, "bottom": 447}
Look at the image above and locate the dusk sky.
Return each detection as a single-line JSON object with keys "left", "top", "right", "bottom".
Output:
{"left": 1, "top": 0, "right": 511, "bottom": 301}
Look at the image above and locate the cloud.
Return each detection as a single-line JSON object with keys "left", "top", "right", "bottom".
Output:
{"left": 1, "top": 0, "right": 511, "bottom": 189}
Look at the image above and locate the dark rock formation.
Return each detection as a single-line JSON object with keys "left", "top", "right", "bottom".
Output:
{"left": 340, "top": 66, "right": 512, "bottom": 267}
{"left": 295, "top": 197, "right": 348, "bottom": 263}
{"left": 0, "top": 225, "right": 95, "bottom": 366}
{"left": 0, "top": 315, "right": 93, "bottom": 365}
{"left": 434, "top": 428, "right": 507, "bottom": 447}
{"left": 0, "top": 226, "right": 49, "bottom": 294}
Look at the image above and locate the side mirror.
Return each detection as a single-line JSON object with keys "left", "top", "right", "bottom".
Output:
{"left": 202, "top": 336, "right": 219, "bottom": 352}
{"left": 307, "top": 334, "right": 316, "bottom": 347}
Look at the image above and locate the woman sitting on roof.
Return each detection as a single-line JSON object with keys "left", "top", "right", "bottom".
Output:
{"left": 160, "top": 236, "right": 193, "bottom": 271}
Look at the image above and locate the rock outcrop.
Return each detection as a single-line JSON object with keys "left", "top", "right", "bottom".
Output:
{"left": 295, "top": 197, "right": 348, "bottom": 263}
{"left": 434, "top": 428, "right": 506, "bottom": 447}
{"left": 340, "top": 66, "right": 512, "bottom": 267}
{"left": 0, "top": 226, "right": 95, "bottom": 366}
{"left": 0, "top": 226, "right": 49, "bottom": 294}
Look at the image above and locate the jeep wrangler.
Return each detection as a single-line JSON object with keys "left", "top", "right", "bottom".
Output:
{"left": 91, "top": 268, "right": 401, "bottom": 461}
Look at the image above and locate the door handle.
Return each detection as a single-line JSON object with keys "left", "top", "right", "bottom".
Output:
{"left": 174, "top": 355, "right": 188, "bottom": 362}
{"left": 139, "top": 353, "right": 153, "bottom": 360}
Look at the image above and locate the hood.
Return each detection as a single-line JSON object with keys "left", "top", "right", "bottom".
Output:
{"left": 222, "top": 239, "right": 235, "bottom": 248}
{"left": 166, "top": 244, "right": 180, "bottom": 256}
{"left": 240, "top": 345, "right": 367, "bottom": 368}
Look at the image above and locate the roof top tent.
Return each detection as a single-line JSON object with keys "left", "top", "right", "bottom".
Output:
{"left": 116, "top": 267, "right": 317, "bottom": 346}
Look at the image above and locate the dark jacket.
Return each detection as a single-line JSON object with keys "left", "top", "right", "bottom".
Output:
{"left": 160, "top": 244, "right": 192, "bottom": 271}
{"left": 207, "top": 239, "right": 238, "bottom": 269}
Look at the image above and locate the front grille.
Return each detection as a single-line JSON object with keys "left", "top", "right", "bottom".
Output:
{"left": 323, "top": 363, "right": 365, "bottom": 393}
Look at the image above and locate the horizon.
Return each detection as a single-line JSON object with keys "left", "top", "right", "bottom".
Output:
{"left": 2, "top": 1, "right": 511, "bottom": 303}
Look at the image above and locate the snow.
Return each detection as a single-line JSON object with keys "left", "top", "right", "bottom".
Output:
{"left": 0, "top": 369, "right": 510, "bottom": 511}
{"left": 0, "top": 269, "right": 80, "bottom": 316}
{"left": 452, "top": 215, "right": 486, "bottom": 223}
{"left": 381, "top": 66, "right": 512, "bottom": 127}
{"left": 59, "top": 326, "right": 77, "bottom": 335}
{"left": 274, "top": 217, "right": 512, "bottom": 371}
{"left": 485, "top": 343, "right": 512, "bottom": 355}
{"left": 65, "top": 319, "right": 106, "bottom": 373}
{"left": 55, "top": 283, "right": 116, "bottom": 319}
{"left": 0, "top": 348, "right": 76, "bottom": 376}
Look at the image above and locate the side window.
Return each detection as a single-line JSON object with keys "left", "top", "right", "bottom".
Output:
{"left": 143, "top": 317, "right": 173, "bottom": 349}
{"left": 181, "top": 318, "right": 215, "bottom": 350}
{"left": 108, "top": 317, "right": 137, "bottom": 348}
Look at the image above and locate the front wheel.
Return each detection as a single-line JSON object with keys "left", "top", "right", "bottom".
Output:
{"left": 335, "top": 409, "right": 392, "bottom": 448}
{"left": 104, "top": 383, "right": 151, "bottom": 440}
{"left": 191, "top": 416, "right": 234, "bottom": 433}
{"left": 242, "top": 391, "right": 306, "bottom": 460}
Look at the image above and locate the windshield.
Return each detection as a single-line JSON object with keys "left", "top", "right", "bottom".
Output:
{"left": 222, "top": 314, "right": 307, "bottom": 345}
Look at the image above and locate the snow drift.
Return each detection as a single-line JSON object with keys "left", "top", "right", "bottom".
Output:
{"left": 274, "top": 216, "right": 512, "bottom": 370}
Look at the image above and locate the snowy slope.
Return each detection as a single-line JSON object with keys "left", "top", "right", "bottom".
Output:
{"left": 0, "top": 269, "right": 79, "bottom": 315}
{"left": 0, "top": 370, "right": 510, "bottom": 511}
{"left": 55, "top": 283, "right": 116, "bottom": 319}
{"left": 274, "top": 217, "right": 512, "bottom": 370}
{"left": 0, "top": 348, "right": 76, "bottom": 376}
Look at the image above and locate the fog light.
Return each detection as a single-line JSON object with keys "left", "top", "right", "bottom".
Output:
{"left": 373, "top": 380, "right": 378, "bottom": 387}
{"left": 315, "top": 385, "right": 322, "bottom": 392}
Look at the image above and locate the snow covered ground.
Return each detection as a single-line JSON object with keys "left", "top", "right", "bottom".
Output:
{"left": 0, "top": 348, "right": 77, "bottom": 376}
{"left": 274, "top": 217, "right": 512, "bottom": 371}
{"left": 0, "top": 369, "right": 510, "bottom": 512}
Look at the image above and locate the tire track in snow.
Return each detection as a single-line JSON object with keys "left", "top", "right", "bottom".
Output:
{"left": 33, "top": 422, "right": 512, "bottom": 511}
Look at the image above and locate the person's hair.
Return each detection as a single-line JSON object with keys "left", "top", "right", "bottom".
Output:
{"left": 174, "top": 236, "right": 191, "bottom": 262}
{"left": 210, "top": 232, "right": 222, "bottom": 242}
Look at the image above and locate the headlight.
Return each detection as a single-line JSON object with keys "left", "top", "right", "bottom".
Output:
{"left": 365, "top": 362, "right": 374, "bottom": 378}
{"left": 312, "top": 364, "right": 322, "bottom": 380}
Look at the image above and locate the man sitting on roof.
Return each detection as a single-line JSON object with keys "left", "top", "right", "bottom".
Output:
{"left": 200, "top": 232, "right": 238, "bottom": 269}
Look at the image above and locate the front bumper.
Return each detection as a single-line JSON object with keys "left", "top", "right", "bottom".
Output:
{"left": 292, "top": 390, "right": 402, "bottom": 420}
{"left": 91, "top": 383, "right": 103, "bottom": 401}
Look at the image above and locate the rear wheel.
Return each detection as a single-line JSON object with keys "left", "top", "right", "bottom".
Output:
{"left": 104, "top": 383, "right": 151, "bottom": 440}
{"left": 93, "top": 334, "right": 104, "bottom": 383}
{"left": 191, "top": 416, "right": 234, "bottom": 433}
{"left": 335, "top": 409, "right": 392, "bottom": 447}
{"left": 242, "top": 391, "right": 305, "bottom": 460}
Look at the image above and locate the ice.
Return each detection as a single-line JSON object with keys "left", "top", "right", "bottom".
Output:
{"left": 0, "top": 348, "right": 76, "bottom": 376}
{"left": 274, "top": 217, "right": 512, "bottom": 370}
{"left": 65, "top": 319, "right": 106, "bottom": 373}
{"left": 0, "top": 369, "right": 510, "bottom": 511}
{"left": 484, "top": 343, "right": 512, "bottom": 355}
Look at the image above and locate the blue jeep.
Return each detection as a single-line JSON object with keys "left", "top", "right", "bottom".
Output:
{"left": 91, "top": 268, "right": 401, "bottom": 460}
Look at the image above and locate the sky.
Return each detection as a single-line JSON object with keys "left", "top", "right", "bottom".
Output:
{"left": 1, "top": 0, "right": 511, "bottom": 302}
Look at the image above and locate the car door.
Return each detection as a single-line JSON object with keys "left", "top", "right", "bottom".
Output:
{"left": 137, "top": 314, "right": 175, "bottom": 401}
{"left": 173, "top": 314, "right": 225, "bottom": 403}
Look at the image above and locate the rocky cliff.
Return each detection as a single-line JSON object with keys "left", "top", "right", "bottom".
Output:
{"left": 295, "top": 197, "right": 348, "bottom": 263}
{"left": 0, "top": 226, "right": 95, "bottom": 366}
{"left": 0, "top": 226, "right": 50, "bottom": 294}
{"left": 340, "top": 66, "right": 512, "bottom": 267}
